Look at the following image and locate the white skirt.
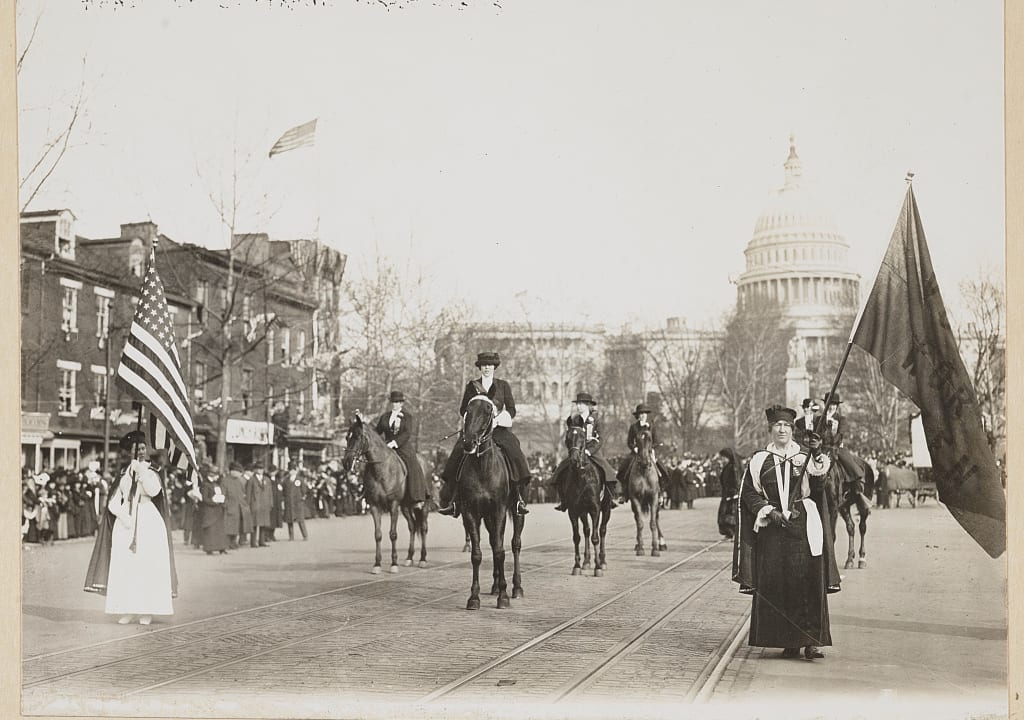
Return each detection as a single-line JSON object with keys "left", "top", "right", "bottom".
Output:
{"left": 105, "top": 501, "right": 174, "bottom": 616}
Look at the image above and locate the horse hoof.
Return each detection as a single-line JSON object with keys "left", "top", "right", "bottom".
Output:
{"left": 599, "top": 562, "right": 607, "bottom": 570}
{"left": 659, "top": 542, "right": 668, "bottom": 551}
{"left": 594, "top": 568, "right": 604, "bottom": 577}
{"left": 462, "top": 544, "right": 471, "bottom": 552}
{"left": 511, "top": 587, "right": 524, "bottom": 599}
{"left": 571, "top": 567, "right": 581, "bottom": 576}
{"left": 466, "top": 598, "right": 480, "bottom": 611}
{"left": 858, "top": 559, "right": 867, "bottom": 569}
{"left": 651, "top": 549, "right": 661, "bottom": 557}
{"left": 844, "top": 560, "right": 855, "bottom": 570}
{"left": 371, "top": 566, "right": 382, "bottom": 575}
{"left": 404, "top": 559, "right": 413, "bottom": 567}
{"left": 389, "top": 565, "right": 399, "bottom": 574}
{"left": 497, "top": 595, "right": 511, "bottom": 609}
{"left": 582, "top": 561, "right": 591, "bottom": 570}
{"left": 418, "top": 560, "right": 428, "bottom": 569}
{"left": 636, "top": 549, "right": 645, "bottom": 557}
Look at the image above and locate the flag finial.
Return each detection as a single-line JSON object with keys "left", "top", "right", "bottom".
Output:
{"left": 905, "top": 171, "right": 915, "bottom": 184}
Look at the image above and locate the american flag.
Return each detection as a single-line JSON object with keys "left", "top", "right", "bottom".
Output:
{"left": 268, "top": 119, "right": 317, "bottom": 158}
{"left": 116, "top": 248, "right": 199, "bottom": 476}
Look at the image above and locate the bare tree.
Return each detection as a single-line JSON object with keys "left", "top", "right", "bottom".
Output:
{"left": 643, "top": 325, "right": 718, "bottom": 451}
{"left": 17, "top": 7, "right": 93, "bottom": 212}
{"left": 713, "top": 300, "right": 792, "bottom": 453}
{"left": 957, "top": 268, "right": 1005, "bottom": 454}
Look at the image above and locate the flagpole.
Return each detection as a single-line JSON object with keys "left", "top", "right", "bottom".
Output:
{"left": 813, "top": 172, "right": 916, "bottom": 435}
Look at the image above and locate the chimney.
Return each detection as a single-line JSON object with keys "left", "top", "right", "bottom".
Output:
{"left": 120, "top": 221, "right": 159, "bottom": 243}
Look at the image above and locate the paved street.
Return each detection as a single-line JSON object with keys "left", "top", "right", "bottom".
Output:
{"left": 21, "top": 498, "right": 1007, "bottom": 719}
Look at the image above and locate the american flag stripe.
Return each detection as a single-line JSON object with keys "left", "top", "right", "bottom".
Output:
{"left": 150, "top": 413, "right": 194, "bottom": 485}
{"left": 269, "top": 119, "right": 317, "bottom": 157}
{"left": 116, "top": 250, "right": 199, "bottom": 475}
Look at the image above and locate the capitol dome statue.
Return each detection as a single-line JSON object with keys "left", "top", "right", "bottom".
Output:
{"left": 737, "top": 135, "right": 860, "bottom": 356}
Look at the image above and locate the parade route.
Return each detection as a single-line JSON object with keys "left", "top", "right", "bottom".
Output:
{"left": 21, "top": 498, "right": 1006, "bottom": 719}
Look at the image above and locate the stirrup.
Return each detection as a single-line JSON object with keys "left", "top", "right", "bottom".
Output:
{"left": 516, "top": 499, "right": 529, "bottom": 515}
{"left": 553, "top": 503, "right": 567, "bottom": 512}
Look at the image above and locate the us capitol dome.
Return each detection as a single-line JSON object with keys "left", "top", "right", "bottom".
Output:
{"left": 736, "top": 136, "right": 860, "bottom": 352}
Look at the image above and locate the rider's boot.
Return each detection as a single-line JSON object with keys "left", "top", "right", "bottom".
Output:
{"left": 553, "top": 495, "right": 567, "bottom": 512}
{"left": 436, "top": 478, "right": 459, "bottom": 517}
{"left": 605, "top": 481, "right": 624, "bottom": 506}
{"left": 515, "top": 478, "right": 530, "bottom": 516}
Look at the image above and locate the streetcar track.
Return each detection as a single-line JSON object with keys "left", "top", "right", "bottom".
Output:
{"left": 419, "top": 539, "right": 727, "bottom": 703}
{"left": 24, "top": 529, "right": 643, "bottom": 664}
{"left": 691, "top": 613, "right": 751, "bottom": 703}
{"left": 27, "top": 530, "right": 677, "bottom": 692}
{"left": 551, "top": 557, "right": 733, "bottom": 702}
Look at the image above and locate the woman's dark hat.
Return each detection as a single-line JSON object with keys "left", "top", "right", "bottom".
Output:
{"left": 119, "top": 430, "right": 148, "bottom": 451}
{"left": 765, "top": 405, "right": 797, "bottom": 425}
{"left": 633, "top": 403, "right": 653, "bottom": 417}
{"left": 475, "top": 352, "right": 500, "bottom": 368}
{"left": 801, "top": 398, "right": 814, "bottom": 409}
{"left": 823, "top": 393, "right": 842, "bottom": 405}
{"left": 574, "top": 392, "right": 597, "bottom": 406}
{"left": 389, "top": 391, "right": 405, "bottom": 403}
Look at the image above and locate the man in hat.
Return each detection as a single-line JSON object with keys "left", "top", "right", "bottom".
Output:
{"left": 551, "top": 392, "right": 619, "bottom": 511}
{"left": 613, "top": 403, "right": 669, "bottom": 505}
{"left": 437, "top": 352, "right": 532, "bottom": 517}
{"left": 375, "top": 390, "right": 429, "bottom": 509}
{"left": 732, "top": 405, "right": 841, "bottom": 660}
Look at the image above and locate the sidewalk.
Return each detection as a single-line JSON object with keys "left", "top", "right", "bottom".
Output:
{"left": 713, "top": 502, "right": 1008, "bottom": 719}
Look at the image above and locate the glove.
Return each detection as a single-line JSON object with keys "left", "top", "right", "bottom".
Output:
{"left": 387, "top": 441, "right": 398, "bottom": 449}
{"left": 768, "top": 509, "right": 786, "bottom": 527}
{"left": 632, "top": 447, "right": 638, "bottom": 454}
{"left": 805, "top": 432, "right": 824, "bottom": 458}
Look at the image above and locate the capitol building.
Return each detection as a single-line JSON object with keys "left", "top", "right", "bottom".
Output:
{"left": 737, "top": 136, "right": 860, "bottom": 356}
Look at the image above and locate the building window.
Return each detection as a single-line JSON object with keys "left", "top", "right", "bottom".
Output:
{"left": 241, "top": 369, "right": 254, "bottom": 415}
{"left": 91, "top": 365, "right": 109, "bottom": 407}
{"left": 280, "top": 328, "right": 291, "bottom": 366}
{"left": 60, "top": 284, "right": 79, "bottom": 334}
{"left": 194, "top": 362, "right": 207, "bottom": 404}
{"left": 242, "top": 296, "right": 252, "bottom": 335}
{"left": 57, "top": 360, "right": 80, "bottom": 414}
{"left": 194, "top": 279, "right": 209, "bottom": 326}
{"left": 219, "top": 283, "right": 229, "bottom": 312}
{"left": 298, "top": 390, "right": 306, "bottom": 419}
{"left": 267, "top": 327, "right": 275, "bottom": 363}
{"left": 297, "top": 330, "right": 306, "bottom": 362}
{"left": 95, "top": 293, "right": 111, "bottom": 346}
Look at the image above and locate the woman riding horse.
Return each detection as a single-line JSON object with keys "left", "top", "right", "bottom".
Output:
{"left": 552, "top": 393, "right": 618, "bottom": 512}
{"left": 374, "top": 390, "right": 429, "bottom": 510}
{"left": 561, "top": 424, "right": 611, "bottom": 576}
{"left": 615, "top": 403, "right": 669, "bottom": 503}
{"left": 437, "top": 352, "right": 531, "bottom": 518}
{"left": 455, "top": 394, "right": 526, "bottom": 609}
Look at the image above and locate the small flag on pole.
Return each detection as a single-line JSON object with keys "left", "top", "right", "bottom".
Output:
{"left": 269, "top": 119, "right": 317, "bottom": 158}
{"left": 850, "top": 184, "right": 1005, "bottom": 557}
{"left": 115, "top": 245, "right": 199, "bottom": 475}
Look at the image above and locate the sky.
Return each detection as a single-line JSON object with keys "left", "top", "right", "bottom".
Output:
{"left": 16, "top": 0, "right": 1005, "bottom": 329}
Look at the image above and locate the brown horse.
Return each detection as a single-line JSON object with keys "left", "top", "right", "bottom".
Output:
{"left": 627, "top": 428, "right": 666, "bottom": 556}
{"left": 455, "top": 395, "right": 525, "bottom": 610}
{"left": 561, "top": 425, "right": 611, "bottom": 576}
{"left": 342, "top": 413, "right": 431, "bottom": 574}
{"left": 822, "top": 448, "right": 874, "bottom": 569}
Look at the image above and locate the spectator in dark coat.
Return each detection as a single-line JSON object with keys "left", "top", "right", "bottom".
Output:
{"left": 199, "top": 467, "right": 228, "bottom": 554}
{"left": 223, "top": 463, "right": 253, "bottom": 549}
{"left": 282, "top": 464, "right": 309, "bottom": 541}
{"left": 247, "top": 466, "right": 273, "bottom": 547}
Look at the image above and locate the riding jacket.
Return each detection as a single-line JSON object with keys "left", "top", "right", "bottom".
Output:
{"left": 565, "top": 413, "right": 604, "bottom": 456}
{"left": 626, "top": 420, "right": 658, "bottom": 453}
{"left": 459, "top": 378, "right": 517, "bottom": 421}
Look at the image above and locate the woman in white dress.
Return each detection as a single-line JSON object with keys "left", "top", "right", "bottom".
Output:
{"left": 104, "top": 430, "right": 174, "bottom": 625}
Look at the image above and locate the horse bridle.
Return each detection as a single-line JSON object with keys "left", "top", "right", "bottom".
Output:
{"left": 567, "top": 426, "right": 589, "bottom": 469}
{"left": 463, "top": 395, "right": 497, "bottom": 456}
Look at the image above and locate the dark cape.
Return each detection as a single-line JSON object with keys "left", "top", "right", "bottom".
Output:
{"left": 717, "top": 448, "right": 742, "bottom": 537}
{"left": 84, "top": 464, "right": 179, "bottom": 598}
{"left": 732, "top": 448, "right": 841, "bottom": 649}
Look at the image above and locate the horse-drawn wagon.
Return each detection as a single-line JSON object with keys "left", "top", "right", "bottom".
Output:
{"left": 878, "top": 463, "right": 936, "bottom": 508}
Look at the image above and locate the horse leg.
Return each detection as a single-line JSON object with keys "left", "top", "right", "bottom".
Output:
{"left": 633, "top": 499, "right": 645, "bottom": 556}
{"left": 510, "top": 512, "right": 524, "bottom": 599}
{"left": 839, "top": 502, "right": 856, "bottom": 570}
{"left": 465, "top": 515, "right": 482, "bottom": 610}
{"left": 581, "top": 512, "right": 592, "bottom": 570}
{"left": 590, "top": 510, "right": 602, "bottom": 577}
{"left": 463, "top": 530, "right": 471, "bottom": 553}
{"left": 418, "top": 508, "right": 429, "bottom": 568}
{"left": 370, "top": 506, "right": 383, "bottom": 574}
{"left": 570, "top": 511, "right": 582, "bottom": 576}
{"left": 650, "top": 500, "right": 660, "bottom": 557}
{"left": 389, "top": 505, "right": 401, "bottom": 573}
{"left": 598, "top": 503, "right": 609, "bottom": 570}
{"left": 856, "top": 495, "right": 870, "bottom": 568}
{"left": 403, "top": 507, "right": 415, "bottom": 566}
{"left": 654, "top": 499, "right": 666, "bottom": 551}
{"left": 487, "top": 513, "right": 510, "bottom": 609}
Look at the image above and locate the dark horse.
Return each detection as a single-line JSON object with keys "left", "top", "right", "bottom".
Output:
{"left": 822, "top": 448, "right": 875, "bottom": 570}
{"left": 561, "top": 425, "right": 611, "bottom": 576}
{"left": 627, "top": 427, "right": 667, "bottom": 556}
{"left": 456, "top": 395, "right": 525, "bottom": 609}
{"left": 342, "top": 413, "right": 431, "bottom": 574}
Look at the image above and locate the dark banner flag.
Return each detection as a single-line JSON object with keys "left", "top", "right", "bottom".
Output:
{"left": 851, "top": 185, "right": 1005, "bottom": 557}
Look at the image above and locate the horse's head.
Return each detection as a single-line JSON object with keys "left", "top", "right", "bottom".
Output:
{"left": 462, "top": 396, "right": 496, "bottom": 455}
{"left": 634, "top": 427, "right": 655, "bottom": 466}
{"left": 565, "top": 426, "right": 588, "bottom": 469}
{"left": 342, "top": 413, "right": 368, "bottom": 473}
